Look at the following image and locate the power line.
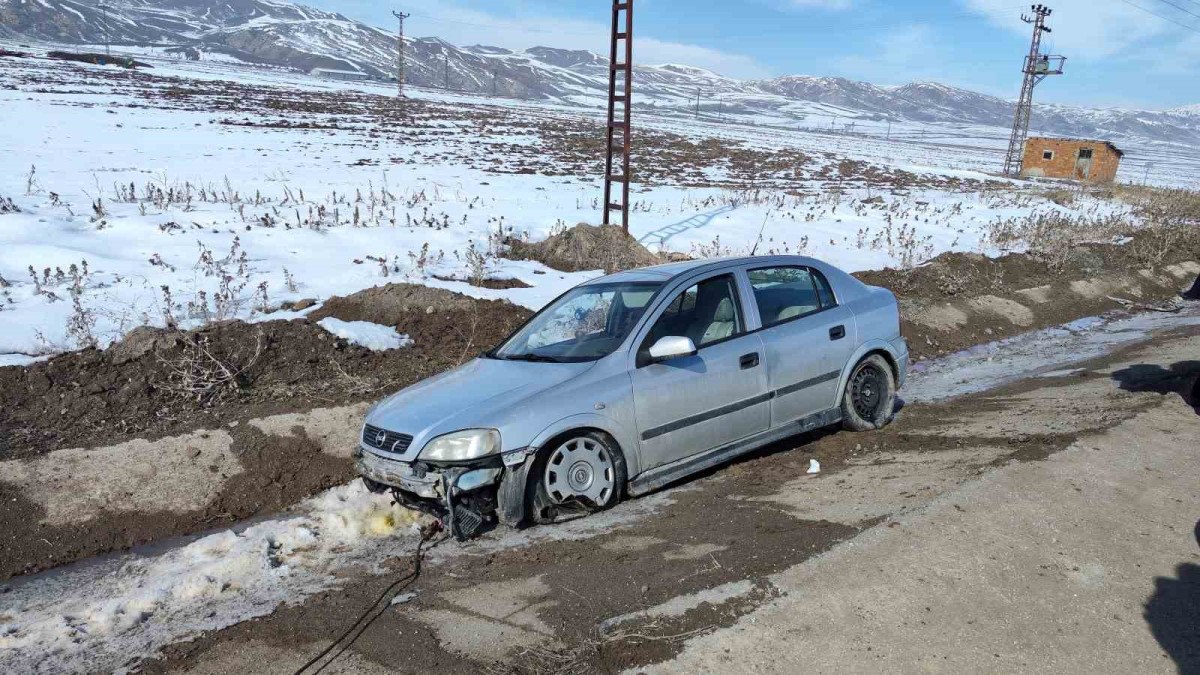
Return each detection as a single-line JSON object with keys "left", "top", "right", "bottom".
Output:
{"left": 1114, "top": 0, "right": 1200, "bottom": 32}
{"left": 401, "top": 6, "right": 1032, "bottom": 41}
{"left": 1148, "top": 0, "right": 1200, "bottom": 22}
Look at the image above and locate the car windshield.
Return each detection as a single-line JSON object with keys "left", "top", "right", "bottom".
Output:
{"left": 490, "top": 281, "right": 663, "bottom": 363}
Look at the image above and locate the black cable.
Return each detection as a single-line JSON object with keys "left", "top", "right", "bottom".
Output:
{"left": 292, "top": 523, "right": 447, "bottom": 675}
{"left": 1148, "top": 0, "right": 1200, "bottom": 22}
{"left": 1114, "top": 0, "right": 1200, "bottom": 33}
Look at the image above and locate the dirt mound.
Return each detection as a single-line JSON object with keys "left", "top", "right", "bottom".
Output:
{"left": 310, "top": 282, "right": 478, "bottom": 325}
{"left": 0, "top": 428, "right": 349, "bottom": 579}
{"left": 507, "top": 223, "right": 662, "bottom": 274}
{"left": 0, "top": 288, "right": 530, "bottom": 461}
{"left": 855, "top": 241, "right": 1200, "bottom": 360}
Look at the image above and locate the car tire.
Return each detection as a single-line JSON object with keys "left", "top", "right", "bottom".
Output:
{"left": 841, "top": 354, "right": 897, "bottom": 432}
{"left": 528, "top": 431, "right": 627, "bottom": 526}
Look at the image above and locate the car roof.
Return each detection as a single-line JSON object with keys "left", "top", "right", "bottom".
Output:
{"left": 582, "top": 255, "right": 827, "bottom": 286}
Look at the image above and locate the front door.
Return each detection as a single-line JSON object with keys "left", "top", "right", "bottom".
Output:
{"left": 630, "top": 273, "right": 770, "bottom": 470}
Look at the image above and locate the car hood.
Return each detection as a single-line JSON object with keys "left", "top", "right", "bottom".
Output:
{"left": 366, "top": 357, "right": 595, "bottom": 451}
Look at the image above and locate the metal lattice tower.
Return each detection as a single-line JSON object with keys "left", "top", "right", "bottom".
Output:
{"left": 1002, "top": 4, "right": 1065, "bottom": 177}
{"left": 391, "top": 11, "right": 410, "bottom": 98}
{"left": 98, "top": 2, "right": 112, "bottom": 56}
{"left": 602, "top": 0, "right": 633, "bottom": 233}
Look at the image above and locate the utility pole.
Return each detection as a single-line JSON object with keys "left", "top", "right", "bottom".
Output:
{"left": 886, "top": 120, "right": 891, "bottom": 141}
{"left": 443, "top": 52, "right": 450, "bottom": 90}
{"left": 492, "top": 67, "right": 498, "bottom": 96}
{"left": 694, "top": 87, "right": 701, "bottom": 118}
{"left": 602, "top": 0, "right": 633, "bottom": 233}
{"left": 1002, "top": 4, "right": 1065, "bottom": 177}
{"left": 391, "top": 11, "right": 410, "bottom": 97}
{"left": 98, "top": 2, "right": 111, "bottom": 56}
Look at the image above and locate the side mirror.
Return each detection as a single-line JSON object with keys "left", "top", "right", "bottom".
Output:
{"left": 647, "top": 335, "right": 697, "bottom": 363}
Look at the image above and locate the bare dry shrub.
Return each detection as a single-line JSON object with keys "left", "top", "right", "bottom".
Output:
{"left": 157, "top": 328, "right": 264, "bottom": 404}
{"left": 1113, "top": 184, "right": 1200, "bottom": 227}
{"left": 1041, "top": 188, "right": 1076, "bottom": 206}
{"left": 983, "top": 211, "right": 1128, "bottom": 272}
{"left": 1129, "top": 222, "right": 1194, "bottom": 268}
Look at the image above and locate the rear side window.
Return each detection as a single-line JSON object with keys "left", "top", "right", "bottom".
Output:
{"left": 812, "top": 269, "right": 837, "bottom": 308}
{"left": 748, "top": 267, "right": 821, "bottom": 327}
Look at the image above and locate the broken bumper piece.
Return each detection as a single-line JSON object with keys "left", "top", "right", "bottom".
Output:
{"left": 355, "top": 447, "right": 502, "bottom": 498}
{"left": 355, "top": 446, "right": 518, "bottom": 540}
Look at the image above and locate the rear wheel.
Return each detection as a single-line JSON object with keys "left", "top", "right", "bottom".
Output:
{"left": 529, "top": 431, "right": 626, "bottom": 525}
{"left": 841, "top": 354, "right": 897, "bottom": 431}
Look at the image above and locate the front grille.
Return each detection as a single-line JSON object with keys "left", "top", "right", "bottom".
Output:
{"left": 362, "top": 424, "right": 413, "bottom": 454}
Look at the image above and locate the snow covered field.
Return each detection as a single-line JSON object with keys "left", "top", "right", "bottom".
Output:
{"left": 0, "top": 49, "right": 1192, "bottom": 364}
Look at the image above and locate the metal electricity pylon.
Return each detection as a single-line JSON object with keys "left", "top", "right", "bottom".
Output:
{"left": 1002, "top": 4, "right": 1066, "bottom": 177}
{"left": 392, "top": 11, "right": 410, "bottom": 97}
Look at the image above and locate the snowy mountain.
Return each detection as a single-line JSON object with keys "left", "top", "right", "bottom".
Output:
{"left": 3, "top": 0, "right": 1199, "bottom": 145}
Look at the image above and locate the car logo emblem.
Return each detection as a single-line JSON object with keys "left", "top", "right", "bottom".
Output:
{"left": 375, "top": 430, "right": 387, "bottom": 445}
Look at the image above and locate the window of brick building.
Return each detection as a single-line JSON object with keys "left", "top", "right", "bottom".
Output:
{"left": 1078, "top": 147, "right": 1093, "bottom": 159}
{"left": 1042, "top": 150, "right": 1054, "bottom": 160}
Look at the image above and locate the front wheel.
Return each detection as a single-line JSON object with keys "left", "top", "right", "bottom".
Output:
{"left": 841, "top": 354, "right": 897, "bottom": 431}
{"left": 529, "top": 431, "right": 626, "bottom": 525}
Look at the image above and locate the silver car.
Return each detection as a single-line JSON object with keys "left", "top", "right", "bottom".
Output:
{"left": 355, "top": 256, "right": 908, "bottom": 539}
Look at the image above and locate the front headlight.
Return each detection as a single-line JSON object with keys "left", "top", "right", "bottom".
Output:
{"left": 419, "top": 429, "right": 501, "bottom": 462}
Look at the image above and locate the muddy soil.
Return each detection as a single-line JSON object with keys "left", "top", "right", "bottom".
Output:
{"left": 0, "top": 427, "right": 351, "bottom": 579}
{"left": 0, "top": 284, "right": 530, "bottom": 461}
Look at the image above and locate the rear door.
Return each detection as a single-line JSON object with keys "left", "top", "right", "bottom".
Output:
{"left": 746, "top": 265, "right": 856, "bottom": 426}
{"left": 630, "top": 273, "right": 770, "bottom": 470}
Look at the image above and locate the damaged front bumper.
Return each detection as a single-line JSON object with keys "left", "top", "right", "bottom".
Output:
{"left": 355, "top": 447, "right": 501, "bottom": 499}
{"left": 354, "top": 445, "right": 536, "bottom": 538}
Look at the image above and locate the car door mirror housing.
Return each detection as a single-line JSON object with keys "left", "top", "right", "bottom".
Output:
{"left": 647, "top": 335, "right": 697, "bottom": 363}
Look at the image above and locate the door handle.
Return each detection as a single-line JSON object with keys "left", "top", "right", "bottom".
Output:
{"left": 739, "top": 352, "right": 759, "bottom": 369}
{"left": 829, "top": 325, "right": 846, "bottom": 340}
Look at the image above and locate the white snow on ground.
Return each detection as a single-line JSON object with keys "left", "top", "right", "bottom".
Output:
{"left": 316, "top": 317, "right": 413, "bottom": 351}
{"left": 0, "top": 481, "right": 426, "bottom": 674}
{"left": 0, "top": 54, "right": 1160, "bottom": 364}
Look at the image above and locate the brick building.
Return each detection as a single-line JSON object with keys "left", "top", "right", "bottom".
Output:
{"left": 1019, "top": 137, "right": 1123, "bottom": 183}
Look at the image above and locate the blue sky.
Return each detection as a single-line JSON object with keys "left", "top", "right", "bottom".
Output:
{"left": 311, "top": 0, "right": 1200, "bottom": 109}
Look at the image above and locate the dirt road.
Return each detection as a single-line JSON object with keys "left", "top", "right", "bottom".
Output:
{"left": 2, "top": 308, "right": 1198, "bottom": 674}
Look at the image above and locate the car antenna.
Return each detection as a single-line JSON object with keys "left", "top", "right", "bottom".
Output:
{"left": 749, "top": 210, "right": 771, "bottom": 256}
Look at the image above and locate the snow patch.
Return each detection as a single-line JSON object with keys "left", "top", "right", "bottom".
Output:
{"left": 317, "top": 317, "right": 413, "bottom": 351}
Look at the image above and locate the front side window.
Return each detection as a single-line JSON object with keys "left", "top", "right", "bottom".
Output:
{"left": 1042, "top": 150, "right": 1054, "bottom": 160}
{"left": 1078, "top": 147, "right": 1094, "bottom": 159}
{"left": 492, "top": 281, "right": 662, "bottom": 362}
{"left": 749, "top": 266, "right": 823, "bottom": 326}
{"left": 642, "top": 274, "right": 744, "bottom": 352}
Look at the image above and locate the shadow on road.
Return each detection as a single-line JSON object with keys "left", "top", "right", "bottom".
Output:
{"left": 1182, "top": 273, "right": 1200, "bottom": 300}
{"left": 1110, "top": 361, "right": 1200, "bottom": 415}
{"left": 1143, "top": 520, "right": 1200, "bottom": 674}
